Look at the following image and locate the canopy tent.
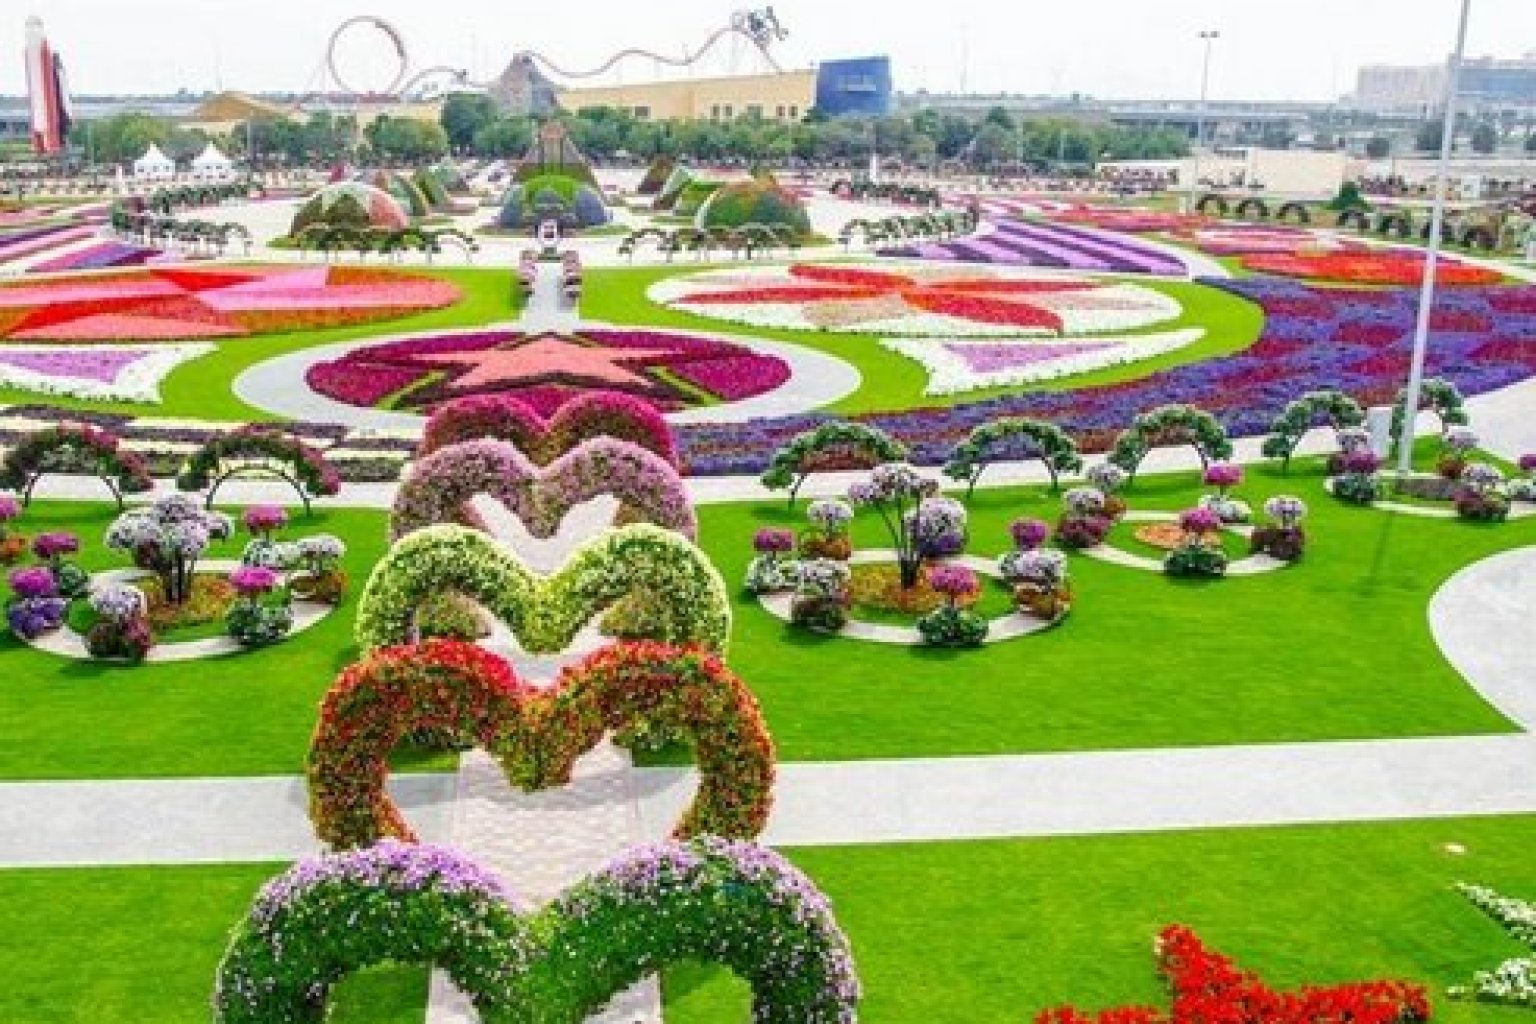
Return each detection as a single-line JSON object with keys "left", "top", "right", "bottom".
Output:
{"left": 190, "top": 141, "right": 234, "bottom": 180}
{"left": 133, "top": 142, "right": 176, "bottom": 180}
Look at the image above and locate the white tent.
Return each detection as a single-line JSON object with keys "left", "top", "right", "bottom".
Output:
{"left": 133, "top": 142, "right": 176, "bottom": 180}
{"left": 190, "top": 141, "right": 234, "bottom": 181}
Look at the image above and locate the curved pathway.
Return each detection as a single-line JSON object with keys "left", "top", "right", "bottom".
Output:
{"left": 3, "top": 546, "right": 1534, "bottom": 864}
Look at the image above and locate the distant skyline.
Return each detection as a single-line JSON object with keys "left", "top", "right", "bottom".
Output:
{"left": 5, "top": 0, "right": 1534, "bottom": 102}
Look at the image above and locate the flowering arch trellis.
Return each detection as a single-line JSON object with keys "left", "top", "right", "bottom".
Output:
{"left": 389, "top": 437, "right": 695, "bottom": 542}
{"left": 944, "top": 417, "right": 1083, "bottom": 498}
{"left": 1108, "top": 404, "right": 1233, "bottom": 483}
{"left": 308, "top": 639, "right": 774, "bottom": 848}
{"left": 1390, "top": 376, "right": 1470, "bottom": 444}
{"left": 1260, "top": 388, "right": 1366, "bottom": 470}
{"left": 354, "top": 523, "right": 731, "bottom": 653}
{"left": 0, "top": 424, "right": 153, "bottom": 511}
{"left": 175, "top": 427, "right": 340, "bottom": 515}
{"left": 213, "top": 838, "right": 859, "bottom": 1024}
{"left": 761, "top": 422, "right": 910, "bottom": 508}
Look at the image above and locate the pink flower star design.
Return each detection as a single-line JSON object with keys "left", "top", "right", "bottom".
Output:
{"left": 414, "top": 335, "right": 679, "bottom": 393}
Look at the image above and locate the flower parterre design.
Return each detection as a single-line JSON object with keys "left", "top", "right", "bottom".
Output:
{"left": 308, "top": 639, "right": 774, "bottom": 847}
{"left": 1241, "top": 251, "right": 1503, "bottom": 286}
{"left": 305, "top": 326, "right": 792, "bottom": 416}
{"left": 213, "top": 838, "right": 859, "bottom": 1024}
{"left": 673, "top": 279, "right": 1536, "bottom": 475}
{"left": 0, "top": 266, "right": 461, "bottom": 342}
{"left": 878, "top": 219, "right": 1190, "bottom": 276}
{"left": 649, "top": 263, "right": 1184, "bottom": 337}
{"left": 882, "top": 329, "right": 1205, "bottom": 395}
{"left": 0, "top": 342, "right": 213, "bottom": 403}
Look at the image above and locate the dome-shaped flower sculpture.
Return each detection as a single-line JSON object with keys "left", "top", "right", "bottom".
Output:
{"left": 290, "top": 182, "right": 410, "bottom": 236}
{"left": 697, "top": 180, "right": 812, "bottom": 236}
{"left": 497, "top": 174, "right": 610, "bottom": 231}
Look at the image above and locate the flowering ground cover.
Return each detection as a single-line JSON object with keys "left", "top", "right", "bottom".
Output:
{"left": 0, "top": 342, "right": 214, "bottom": 403}
{"left": 27, "top": 240, "right": 162, "bottom": 274}
{"left": 878, "top": 219, "right": 1190, "bottom": 275}
{"left": 0, "top": 265, "right": 461, "bottom": 342}
{"left": 1181, "top": 225, "right": 1358, "bottom": 256}
{"left": 1052, "top": 205, "right": 1211, "bottom": 233}
{"left": 306, "top": 327, "right": 791, "bottom": 415}
{"left": 1241, "top": 250, "right": 1505, "bottom": 286}
{"left": 671, "top": 278, "right": 1536, "bottom": 475}
{"left": 0, "top": 223, "right": 95, "bottom": 265}
{"left": 881, "top": 329, "right": 1205, "bottom": 395}
{"left": 649, "top": 263, "right": 1184, "bottom": 336}
{"left": 8, "top": 814, "right": 1536, "bottom": 1021}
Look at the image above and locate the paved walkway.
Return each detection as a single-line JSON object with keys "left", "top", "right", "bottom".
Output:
{"left": 2, "top": 544, "right": 1531, "bottom": 867}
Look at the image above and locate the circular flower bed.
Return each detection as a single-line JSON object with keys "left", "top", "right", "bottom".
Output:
{"left": 305, "top": 327, "right": 792, "bottom": 416}
{"left": 1240, "top": 251, "right": 1503, "bottom": 286}
{"left": 0, "top": 266, "right": 460, "bottom": 342}
{"left": 649, "top": 263, "right": 1183, "bottom": 337}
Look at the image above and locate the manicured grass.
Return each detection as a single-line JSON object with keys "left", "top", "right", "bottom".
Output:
{"left": 11, "top": 815, "right": 1536, "bottom": 1021}
{"left": 666, "top": 815, "right": 1536, "bottom": 1023}
{"left": 0, "top": 267, "right": 519, "bottom": 421}
{"left": 580, "top": 266, "right": 1267, "bottom": 414}
{"left": 0, "top": 501, "right": 451, "bottom": 780}
{"left": 685, "top": 456, "right": 1527, "bottom": 763}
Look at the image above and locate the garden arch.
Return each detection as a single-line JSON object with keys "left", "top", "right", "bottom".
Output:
{"left": 354, "top": 523, "right": 732, "bottom": 653}
{"left": 1335, "top": 208, "right": 1370, "bottom": 231}
{"left": 308, "top": 639, "right": 773, "bottom": 848}
{"left": 1108, "top": 404, "right": 1234, "bottom": 483}
{"left": 760, "top": 422, "right": 910, "bottom": 507}
{"left": 0, "top": 424, "right": 153, "bottom": 511}
{"left": 943, "top": 418, "right": 1083, "bottom": 498}
{"left": 1274, "top": 201, "right": 1312, "bottom": 224}
{"left": 1195, "top": 193, "right": 1230, "bottom": 217}
{"left": 390, "top": 437, "right": 695, "bottom": 541}
{"left": 175, "top": 428, "right": 339, "bottom": 514}
{"left": 1235, "top": 197, "right": 1271, "bottom": 221}
{"left": 1260, "top": 388, "right": 1366, "bottom": 470}
{"left": 213, "top": 838, "right": 858, "bottom": 1024}
{"left": 1391, "top": 376, "right": 1469, "bottom": 443}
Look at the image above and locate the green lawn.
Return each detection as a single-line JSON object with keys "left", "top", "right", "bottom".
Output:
{"left": 1, "top": 454, "right": 1529, "bottom": 778}
{"left": 581, "top": 266, "right": 1267, "bottom": 414}
{"left": 11, "top": 815, "right": 1536, "bottom": 1022}
{"left": 0, "top": 267, "right": 519, "bottom": 421}
{"left": 0, "top": 501, "right": 450, "bottom": 780}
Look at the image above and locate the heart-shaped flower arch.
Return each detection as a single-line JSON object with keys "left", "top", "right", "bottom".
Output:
{"left": 354, "top": 523, "right": 732, "bottom": 653}
{"left": 389, "top": 437, "right": 696, "bottom": 542}
{"left": 213, "top": 838, "right": 861, "bottom": 1023}
{"left": 419, "top": 390, "right": 679, "bottom": 466}
{"left": 308, "top": 639, "right": 774, "bottom": 848}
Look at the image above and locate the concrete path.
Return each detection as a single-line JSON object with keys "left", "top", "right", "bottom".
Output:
{"left": 2, "top": 544, "right": 1531, "bottom": 867}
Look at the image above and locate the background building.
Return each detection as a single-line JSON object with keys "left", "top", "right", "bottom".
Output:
{"left": 1349, "top": 53, "right": 1536, "bottom": 113}
{"left": 555, "top": 57, "right": 892, "bottom": 121}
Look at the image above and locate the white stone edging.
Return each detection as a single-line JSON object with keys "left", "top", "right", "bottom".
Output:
{"left": 1077, "top": 509, "right": 1289, "bottom": 576}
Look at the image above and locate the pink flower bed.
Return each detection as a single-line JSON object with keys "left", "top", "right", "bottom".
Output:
{"left": 0, "top": 266, "right": 461, "bottom": 341}
{"left": 305, "top": 327, "right": 791, "bottom": 415}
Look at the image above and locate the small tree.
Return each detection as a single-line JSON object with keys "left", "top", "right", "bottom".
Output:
{"left": 1415, "top": 120, "right": 1445, "bottom": 153}
{"left": 847, "top": 464, "right": 941, "bottom": 590}
{"left": 1471, "top": 121, "right": 1498, "bottom": 155}
{"left": 1365, "top": 136, "right": 1391, "bottom": 159}
{"left": 105, "top": 495, "right": 233, "bottom": 606}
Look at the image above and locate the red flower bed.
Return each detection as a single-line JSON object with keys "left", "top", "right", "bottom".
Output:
{"left": 1241, "top": 252, "right": 1502, "bottom": 286}
{"left": 1036, "top": 925, "right": 1430, "bottom": 1024}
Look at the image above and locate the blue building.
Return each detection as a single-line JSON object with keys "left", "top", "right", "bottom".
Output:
{"left": 815, "top": 56, "right": 893, "bottom": 117}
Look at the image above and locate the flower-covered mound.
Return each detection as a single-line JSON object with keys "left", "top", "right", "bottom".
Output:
{"left": 1241, "top": 250, "right": 1504, "bottom": 286}
{"left": 878, "top": 219, "right": 1189, "bottom": 275}
{"left": 0, "top": 342, "right": 213, "bottom": 403}
{"left": 0, "top": 266, "right": 460, "bottom": 341}
{"left": 212, "top": 838, "right": 858, "bottom": 1024}
{"left": 882, "top": 329, "right": 1204, "bottom": 395}
{"left": 305, "top": 327, "right": 791, "bottom": 415}
{"left": 289, "top": 181, "right": 410, "bottom": 235}
{"left": 675, "top": 278, "right": 1536, "bottom": 474}
{"left": 650, "top": 263, "right": 1183, "bottom": 337}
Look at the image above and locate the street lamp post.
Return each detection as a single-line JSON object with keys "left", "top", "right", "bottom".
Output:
{"left": 1189, "top": 29, "right": 1220, "bottom": 212}
{"left": 1395, "top": 0, "right": 1473, "bottom": 477}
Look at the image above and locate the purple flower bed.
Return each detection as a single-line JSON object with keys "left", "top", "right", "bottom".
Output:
{"left": 879, "top": 219, "right": 1188, "bottom": 276}
{"left": 0, "top": 224, "right": 95, "bottom": 265}
{"left": 672, "top": 278, "right": 1536, "bottom": 475}
{"left": 29, "top": 241, "right": 160, "bottom": 274}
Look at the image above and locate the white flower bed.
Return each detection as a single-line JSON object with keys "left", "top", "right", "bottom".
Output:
{"left": 881, "top": 329, "right": 1204, "bottom": 395}
{"left": 0, "top": 343, "right": 214, "bottom": 403}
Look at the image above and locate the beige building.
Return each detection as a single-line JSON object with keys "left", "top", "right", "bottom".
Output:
{"left": 556, "top": 69, "right": 817, "bottom": 122}
{"left": 183, "top": 91, "right": 442, "bottom": 134}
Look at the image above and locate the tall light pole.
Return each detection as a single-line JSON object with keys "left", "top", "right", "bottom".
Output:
{"left": 1189, "top": 29, "right": 1220, "bottom": 211}
{"left": 1395, "top": 0, "right": 1472, "bottom": 477}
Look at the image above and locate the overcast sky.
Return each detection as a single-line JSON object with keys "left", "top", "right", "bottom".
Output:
{"left": 6, "top": 0, "right": 1534, "bottom": 101}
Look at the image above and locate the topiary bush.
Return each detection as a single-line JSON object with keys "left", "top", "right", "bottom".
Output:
{"left": 697, "top": 180, "right": 812, "bottom": 236}
{"left": 308, "top": 638, "right": 774, "bottom": 848}
{"left": 212, "top": 838, "right": 859, "bottom": 1024}
{"left": 497, "top": 173, "right": 610, "bottom": 230}
{"left": 289, "top": 183, "right": 409, "bottom": 236}
{"left": 354, "top": 523, "right": 731, "bottom": 653}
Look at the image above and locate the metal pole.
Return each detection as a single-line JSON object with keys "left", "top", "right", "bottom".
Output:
{"left": 1395, "top": 0, "right": 1472, "bottom": 476}
{"left": 1190, "top": 30, "right": 1219, "bottom": 211}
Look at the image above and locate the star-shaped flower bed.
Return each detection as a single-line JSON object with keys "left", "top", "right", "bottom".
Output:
{"left": 305, "top": 327, "right": 792, "bottom": 415}
{"left": 1036, "top": 925, "right": 1429, "bottom": 1024}
{"left": 648, "top": 263, "right": 1183, "bottom": 337}
{"left": 0, "top": 266, "right": 461, "bottom": 342}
